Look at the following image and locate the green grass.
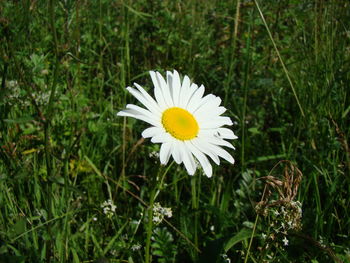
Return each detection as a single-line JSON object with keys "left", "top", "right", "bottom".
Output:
{"left": 0, "top": 0, "right": 349, "bottom": 262}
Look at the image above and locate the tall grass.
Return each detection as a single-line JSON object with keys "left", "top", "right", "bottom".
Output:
{"left": 0, "top": 0, "right": 349, "bottom": 262}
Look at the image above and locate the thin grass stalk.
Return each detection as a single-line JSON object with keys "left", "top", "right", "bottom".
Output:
{"left": 45, "top": 0, "right": 60, "bottom": 261}
{"left": 254, "top": 0, "right": 305, "bottom": 117}
{"left": 244, "top": 185, "right": 267, "bottom": 263}
{"left": 145, "top": 165, "right": 171, "bottom": 263}
{"left": 241, "top": 8, "right": 253, "bottom": 173}
{"left": 224, "top": 0, "right": 241, "bottom": 104}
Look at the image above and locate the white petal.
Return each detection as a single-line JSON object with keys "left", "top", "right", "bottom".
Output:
{"left": 171, "top": 139, "right": 182, "bottom": 164}
{"left": 117, "top": 108, "right": 160, "bottom": 127}
{"left": 126, "top": 87, "right": 160, "bottom": 116}
{"left": 185, "top": 141, "right": 213, "bottom": 177}
{"left": 192, "top": 138, "right": 220, "bottom": 165}
{"left": 200, "top": 116, "right": 233, "bottom": 129}
{"left": 159, "top": 142, "right": 172, "bottom": 165}
{"left": 178, "top": 75, "right": 193, "bottom": 108}
{"left": 171, "top": 70, "right": 181, "bottom": 106}
{"left": 133, "top": 83, "right": 162, "bottom": 115}
{"left": 189, "top": 94, "right": 216, "bottom": 113}
{"left": 217, "top": 128, "right": 238, "bottom": 140}
{"left": 198, "top": 133, "right": 235, "bottom": 149}
{"left": 150, "top": 71, "right": 167, "bottom": 110}
{"left": 156, "top": 71, "right": 173, "bottom": 107}
{"left": 186, "top": 84, "right": 205, "bottom": 112}
{"left": 142, "top": 126, "right": 164, "bottom": 138}
{"left": 195, "top": 106, "right": 227, "bottom": 121}
{"left": 151, "top": 132, "right": 172, "bottom": 143}
{"left": 180, "top": 142, "right": 197, "bottom": 175}
{"left": 193, "top": 95, "right": 222, "bottom": 116}
{"left": 125, "top": 104, "right": 159, "bottom": 122}
{"left": 205, "top": 143, "right": 235, "bottom": 164}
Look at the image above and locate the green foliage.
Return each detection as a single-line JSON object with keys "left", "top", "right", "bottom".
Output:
{"left": 0, "top": 0, "right": 349, "bottom": 262}
{"left": 151, "top": 227, "right": 176, "bottom": 262}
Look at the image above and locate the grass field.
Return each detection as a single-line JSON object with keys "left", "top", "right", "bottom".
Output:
{"left": 0, "top": 0, "right": 349, "bottom": 262}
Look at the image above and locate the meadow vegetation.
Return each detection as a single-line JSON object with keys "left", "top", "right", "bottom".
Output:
{"left": 0, "top": 0, "right": 349, "bottom": 262}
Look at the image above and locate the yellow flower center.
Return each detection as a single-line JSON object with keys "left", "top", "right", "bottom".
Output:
{"left": 161, "top": 107, "right": 199, "bottom": 140}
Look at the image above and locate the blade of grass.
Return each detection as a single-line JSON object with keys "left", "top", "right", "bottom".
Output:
{"left": 254, "top": 0, "right": 305, "bottom": 117}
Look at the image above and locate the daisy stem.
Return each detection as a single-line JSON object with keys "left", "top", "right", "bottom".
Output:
{"left": 145, "top": 187, "right": 156, "bottom": 263}
{"left": 145, "top": 163, "right": 173, "bottom": 263}
{"left": 191, "top": 173, "right": 201, "bottom": 258}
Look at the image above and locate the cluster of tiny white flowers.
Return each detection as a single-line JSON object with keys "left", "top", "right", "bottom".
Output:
{"left": 131, "top": 243, "right": 142, "bottom": 251}
{"left": 101, "top": 199, "right": 116, "bottom": 218}
{"left": 3, "top": 79, "right": 51, "bottom": 107}
{"left": 221, "top": 254, "right": 231, "bottom": 263}
{"left": 152, "top": 202, "right": 172, "bottom": 225}
{"left": 7, "top": 80, "right": 18, "bottom": 88}
{"left": 3, "top": 81, "right": 25, "bottom": 106}
{"left": 318, "top": 235, "right": 327, "bottom": 248}
{"left": 31, "top": 89, "right": 51, "bottom": 105}
{"left": 258, "top": 200, "right": 303, "bottom": 251}
{"left": 149, "top": 150, "right": 159, "bottom": 159}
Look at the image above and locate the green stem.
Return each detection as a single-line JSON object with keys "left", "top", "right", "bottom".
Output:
{"left": 254, "top": 0, "right": 305, "bottom": 117}
{"left": 241, "top": 9, "right": 253, "bottom": 174}
{"left": 191, "top": 173, "right": 200, "bottom": 256}
{"left": 145, "top": 163, "right": 173, "bottom": 263}
{"left": 224, "top": 0, "right": 241, "bottom": 104}
{"left": 244, "top": 213, "right": 259, "bottom": 263}
{"left": 244, "top": 185, "right": 268, "bottom": 263}
{"left": 145, "top": 187, "right": 156, "bottom": 263}
{"left": 44, "top": 1, "right": 60, "bottom": 262}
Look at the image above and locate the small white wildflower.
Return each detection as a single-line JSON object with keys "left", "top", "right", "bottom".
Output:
{"left": 101, "top": 199, "right": 116, "bottom": 218}
{"left": 7, "top": 80, "right": 18, "bottom": 88}
{"left": 153, "top": 215, "right": 162, "bottom": 224}
{"left": 93, "top": 217, "right": 97, "bottom": 221}
{"left": 282, "top": 236, "right": 289, "bottom": 246}
{"left": 318, "top": 236, "right": 327, "bottom": 248}
{"left": 210, "top": 225, "right": 215, "bottom": 232}
{"left": 273, "top": 209, "right": 280, "bottom": 216}
{"left": 281, "top": 206, "right": 287, "bottom": 216}
{"left": 221, "top": 254, "right": 231, "bottom": 263}
{"left": 152, "top": 202, "right": 173, "bottom": 225}
{"left": 131, "top": 243, "right": 142, "bottom": 251}
{"left": 149, "top": 151, "right": 160, "bottom": 159}
{"left": 41, "top": 69, "right": 49, "bottom": 75}
{"left": 163, "top": 207, "right": 172, "bottom": 218}
{"left": 262, "top": 233, "right": 267, "bottom": 239}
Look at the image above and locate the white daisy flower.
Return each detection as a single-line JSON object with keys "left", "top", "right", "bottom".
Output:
{"left": 117, "top": 70, "right": 237, "bottom": 177}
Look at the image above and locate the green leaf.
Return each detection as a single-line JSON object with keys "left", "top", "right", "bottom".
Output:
{"left": 71, "top": 248, "right": 80, "bottom": 263}
{"left": 224, "top": 229, "right": 254, "bottom": 252}
{"left": 248, "top": 127, "right": 260, "bottom": 135}
{"left": 4, "top": 116, "right": 35, "bottom": 124}
{"left": 11, "top": 219, "right": 26, "bottom": 238}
